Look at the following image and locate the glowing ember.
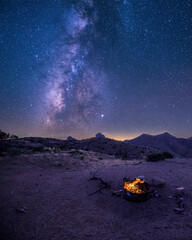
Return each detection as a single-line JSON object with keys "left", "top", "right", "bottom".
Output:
{"left": 123, "top": 178, "right": 150, "bottom": 194}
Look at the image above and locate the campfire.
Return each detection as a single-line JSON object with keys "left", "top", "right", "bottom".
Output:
{"left": 123, "top": 177, "right": 151, "bottom": 202}
{"left": 123, "top": 178, "right": 150, "bottom": 194}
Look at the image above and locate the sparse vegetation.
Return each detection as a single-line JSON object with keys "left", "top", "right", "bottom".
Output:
{"left": 162, "top": 151, "right": 174, "bottom": 159}
{"left": 30, "top": 146, "right": 46, "bottom": 152}
{"left": 8, "top": 148, "right": 23, "bottom": 156}
{"left": 146, "top": 153, "right": 165, "bottom": 162}
{"left": 146, "top": 151, "right": 174, "bottom": 162}
{"left": 70, "top": 150, "right": 83, "bottom": 155}
{"left": 0, "top": 134, "right": 175, "bottom": 161}
{"left": 59, "top": 147, "right": 68, "bottom": 151}
{"left": 0, "top": 130, "right": 18, "bottom": 139}
{"left": 51, "top": 147, "right": 61, "bottom": 153}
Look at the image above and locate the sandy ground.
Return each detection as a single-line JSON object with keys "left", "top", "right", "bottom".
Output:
{"left": 0, "top": 151, "right": 192, "bottom": 240}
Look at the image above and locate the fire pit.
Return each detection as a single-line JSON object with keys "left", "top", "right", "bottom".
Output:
{"left": 123, "top": 178, "right": 151, "bottom": 202}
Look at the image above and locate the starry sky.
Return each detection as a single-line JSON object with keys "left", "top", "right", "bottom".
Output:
{"left": 0, "top": 0, "right": 192, "bottom": 140}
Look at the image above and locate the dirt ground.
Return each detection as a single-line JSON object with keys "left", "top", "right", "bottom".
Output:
{"left": 0, "top": 151, "right": 192, "bottom": 240}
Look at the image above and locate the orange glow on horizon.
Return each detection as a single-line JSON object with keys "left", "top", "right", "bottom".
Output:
{"left": 105, "top": 133, "right": 139, "bottom": 141}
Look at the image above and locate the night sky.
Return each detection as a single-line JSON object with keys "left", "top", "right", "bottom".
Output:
{"left": 1, "top": 0, "right": 192, "bottom": 140}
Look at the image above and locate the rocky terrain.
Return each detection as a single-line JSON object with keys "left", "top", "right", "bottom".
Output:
{"left": 2, "top": 130, "right": 192, "bottom": 159}
{"left": 126, "top": 132, "right": 192, "bottom": 158}
{"left": 1, "top": 132, "right": 192, "bottom": 239}
{"left": 0, "top": 148, "right": 192, "bottom": 240}
{"left": 0, "top": 135, "right": 158, "bottom": 160}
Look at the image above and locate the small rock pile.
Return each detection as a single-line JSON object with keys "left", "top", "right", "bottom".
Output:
{"left": 174, "top": 187, "right": 185, "bottom": 213}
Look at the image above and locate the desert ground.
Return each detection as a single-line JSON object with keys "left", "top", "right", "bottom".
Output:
{"left": 0, "top": 149, "right": 192, "bottom": 240}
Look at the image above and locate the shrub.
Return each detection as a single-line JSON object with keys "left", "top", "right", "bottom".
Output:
{"left": 31, "top": 146, "right": 45, "bottom": 152}
{"left": 0, "top": 130, "right": 18, "bottom": 139}
{"left": 10, "top": 135, "right": 18, "bottom": 139}
{"left": 8, "top": 148, "right": 23, "bottom": 156}
{"left": 162, "top": 151, "right": 174, "bottom": 159}
{"left": 98, "top": 157, "right": 103, "bottom": 160}
{"left": 0, "top": 130, "right": 9, "bottom": 139}
{"left": 70, "top": 150, "right": 82, "bottom": 155}
{"left": 146, "top": 153, "right": 165, "bottom": 162}
{"left": 59, "top": 146, "right": 68, "bottom": 151}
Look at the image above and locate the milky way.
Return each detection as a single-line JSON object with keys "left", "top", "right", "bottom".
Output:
{"left": 40, "top": 0, "right": 110, "bottom": 137}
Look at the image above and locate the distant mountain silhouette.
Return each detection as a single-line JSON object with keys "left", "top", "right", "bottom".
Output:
{"left": 1, "top": 129, "right": 192, "bottom": 159}
{"left": 126, "top": 132, "right": 192, "bottom": 158}
{"left": 73, "top": 137, "right": 156, "bottom": 159}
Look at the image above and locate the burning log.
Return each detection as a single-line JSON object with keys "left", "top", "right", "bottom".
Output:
{"left": 123, "top": 178, "right": 151, "bottom": 202}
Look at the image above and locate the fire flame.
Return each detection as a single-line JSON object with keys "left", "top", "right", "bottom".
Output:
{"left": 123, "top": 178, "right": 148, "bottom": 194}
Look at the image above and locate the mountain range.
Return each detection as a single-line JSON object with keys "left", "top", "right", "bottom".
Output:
{"left": 1, "top": 130, "right": 192, "bottom": 159}
{"left": 125, "top": 132, "right": 192, "bottom": 158}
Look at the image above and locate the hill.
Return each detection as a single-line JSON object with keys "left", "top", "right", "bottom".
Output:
{"left": 126, "top": 132, "right": 192, "bottom": 158}
{"left": 0, "top": 136, "right": 158, "bottom": 160}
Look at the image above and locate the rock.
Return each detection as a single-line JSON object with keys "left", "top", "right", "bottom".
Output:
{"left": 175, "top": 187, "right": 184, "bottom": 196}
{"left": 177, "top": 197, "right": 184, "bottom": 208}
{"left": 152, "top": 190, "right": 159, "bottom": 197}
{"left": 151, "top": 177, "right": 166, "bottom": 188}
{"left": 179, "top": 197, "right": 184, "bottom": 202}
{"left": 138, "top": 176, "right": 145, "bottom": 180}
{"left": 154, "top": 193, "right": 159, "bottom": 197}
{"left": 57, "top": 163, "right": 63, "bottom": 167}
{"left": 174, "top": 207, "right": 184, "bottom": 213}
{"left": 15, "top": 206, "right": 27, "bottom": 214}
{"left": 95, "top": 132, "right": 105, "bottom": 138}
{"left": 112, "top": 190, "right": 124, "bottom": 196}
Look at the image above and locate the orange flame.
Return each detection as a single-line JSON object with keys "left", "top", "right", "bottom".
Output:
{"left": 123, "top": 178, "right": 147, "bottom": 194}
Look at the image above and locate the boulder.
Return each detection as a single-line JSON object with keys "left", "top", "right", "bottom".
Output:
{"left": 151, "top": 177, "right": 166, "bottom": 188}
{"left": 175, "top": 187, "right": 184, "bottom": 196}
